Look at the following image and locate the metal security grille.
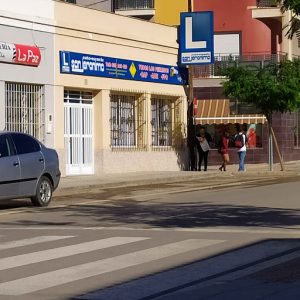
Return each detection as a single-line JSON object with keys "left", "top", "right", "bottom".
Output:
{"left": 110, "top": 92, "right": 146, "bottom": 149}
{"left": 114, "top": 0, "right": 154, "bottom": 10}
{"left": 151, "top": 96, "right": 184, "bottom": 149}
{"left": 64, "top": 90, "right": 93, "bottom": 175}
{"left": 5, "top": 82, "right": 45, "bottom": 141}
{"left": 256, "top": 0, "right": 278, "bottom": 7}
{"left": 151, "top": 98, "right": 172, "bottom": 147}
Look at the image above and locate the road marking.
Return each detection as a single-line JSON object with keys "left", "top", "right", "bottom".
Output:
{"left": 74, "top": 241, "right": 300, "bottom": 300}
{"left": 2, "top": 226, "right": 300, "bottom": 235}
{"left": 0, "top": 236, "right": 74, "bottom": 250}
{"left": 0, "top": 236, "right": 148, "bottom": 271}
{"left": 0, "top": 239, "right": 224, "bottom": 295}
{"left": 99, "top": 226, "right": 300, "bottom": 235}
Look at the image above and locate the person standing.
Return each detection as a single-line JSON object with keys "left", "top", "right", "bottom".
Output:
{"left": 235, "top": 126, "right": 247, "bottom": 171}
{"left": 195, "top": 126, "right": 212, "bottom": 171}
{"left": 218, "top": 131, "right": 230, "bottom": 171}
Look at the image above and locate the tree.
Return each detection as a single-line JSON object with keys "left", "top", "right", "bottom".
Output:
{"left": 222, "top": 59, "right": 300, "bottom": 170}
{"left": 279, "top": 0, "right": 300, "bottom": 38}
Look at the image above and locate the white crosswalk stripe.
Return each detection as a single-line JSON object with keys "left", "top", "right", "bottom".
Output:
{"left": 0, "top": 236, "right": 149, "bottom": 271}
{"left": 0, "top": 236, "right": 74, "bottom": 250}
{"left": 0, "top": 232, "right": 225, "bottom": 297}
{"left": 0, "top": 238, "right": 223, "bottom": 296}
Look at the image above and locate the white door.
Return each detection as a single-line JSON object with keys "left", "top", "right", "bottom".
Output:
{"left": 64, "top": 91, "right": 93, "bottom": 175}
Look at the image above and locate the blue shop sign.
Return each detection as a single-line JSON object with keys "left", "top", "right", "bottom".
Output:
{"left": 179, "top": 12, "right": 214, "bottom": 65}
{"left": 60, "top": 51, "right": 186, "bottom": 85}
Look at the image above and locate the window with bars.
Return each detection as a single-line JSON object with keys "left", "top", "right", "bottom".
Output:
{"left": 294, "top": 109, "right": 300, "bottom": 148}
{"left": 5, "top": 83, "right": 45, "bottom": 141}
{"left": 151, "top": 98, "right": 172, "bottom": 147}
{"left": 151, "top": 96, "right": 183, "bottom": 148}
{"left": 110, "top": 92, "right": 146, "bottom": 149}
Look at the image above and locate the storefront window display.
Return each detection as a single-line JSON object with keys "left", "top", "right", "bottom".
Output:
{"left": 201, "top": 123, "right": 263, "bottom": 149}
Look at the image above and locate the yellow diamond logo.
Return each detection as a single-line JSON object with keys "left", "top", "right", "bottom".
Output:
{"left": 129, "top": 62, "right": 137, "bottom": 78}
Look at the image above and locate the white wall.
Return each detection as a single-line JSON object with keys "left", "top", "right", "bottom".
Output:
{"left": 0, "top": 0, "right": 54, "bottom": 19}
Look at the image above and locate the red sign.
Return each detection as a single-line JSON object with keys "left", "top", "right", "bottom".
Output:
{"left": 0, "top": 41, "right": 41, "bottom": 67}
{"left": 14, "top": 44, "right": 41, "bottom": 66}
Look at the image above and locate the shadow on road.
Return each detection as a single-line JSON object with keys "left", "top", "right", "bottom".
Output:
{"left": 70, "top": 238, "right": 300, "bottom": 300}
{"left": 1, "top": 198, "right": 300, "bottom": 229}
{"left": 67, "top": 200, "right": 300, "bottom": 228}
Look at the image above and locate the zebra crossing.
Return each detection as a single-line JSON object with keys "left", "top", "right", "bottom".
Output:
{"left": 2, "top": 228, "right": 300, "bottom": 300}
{"left": 0, "top": 229, "right": 225, "bottom": 299}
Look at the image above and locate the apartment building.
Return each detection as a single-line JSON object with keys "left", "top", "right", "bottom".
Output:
{"left": 63, "top": 0, "right": 189, "bottom": 24}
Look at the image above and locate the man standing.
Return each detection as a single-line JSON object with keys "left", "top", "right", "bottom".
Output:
{"left": 235, "top": 125, "right": 247, "bottom": 172}
{"left": 195, "top": 126, "right": 212, "bottom": 171}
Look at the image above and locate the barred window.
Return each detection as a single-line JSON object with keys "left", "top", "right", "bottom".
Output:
{"left": 151, "top": 96, "right": 183, "bottom": 148}
{"left": 5, "top": 83, "right": 45, "bottom": 141}
{"left": 110, "top": 92, "right": 146, "bottom": 149}
{"left": 151, "top": 98, "right": 172, "bottom": 147}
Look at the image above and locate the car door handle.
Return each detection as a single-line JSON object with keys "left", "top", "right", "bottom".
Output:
{"left": 13, "top": 162, "right": 19, "bottom": 166}
{"left": 39, "top": 158, "right": 44, "bottom": 162}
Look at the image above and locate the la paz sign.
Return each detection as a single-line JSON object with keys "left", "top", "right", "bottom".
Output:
{"left": 0, "top": 41, "right": 41, "bottom": 67}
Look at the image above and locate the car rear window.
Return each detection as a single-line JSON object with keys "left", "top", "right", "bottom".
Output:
{"left": 11, "top": 133, "right": 41, "bottom": 154}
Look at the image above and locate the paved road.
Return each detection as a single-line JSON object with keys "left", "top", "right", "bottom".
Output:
{"left": 0, "top": 177, "right": 300, "bottom": 299}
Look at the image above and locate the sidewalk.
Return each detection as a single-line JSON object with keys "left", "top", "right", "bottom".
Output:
{"left": 54, "top": 161, "right": 300, "bottom": 197}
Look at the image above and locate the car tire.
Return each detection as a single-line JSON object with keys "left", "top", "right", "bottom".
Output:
{"left": 31, "top": 176, "right": 53, "bottom": 207}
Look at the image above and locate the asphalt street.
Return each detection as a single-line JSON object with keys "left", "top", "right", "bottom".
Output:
{"left": 0, "top": 176, "right": 300, "bottom": 299}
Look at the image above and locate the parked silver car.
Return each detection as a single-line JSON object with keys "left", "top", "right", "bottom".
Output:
{"left": 0, "top": 131, "right": 60, "bottom": 206}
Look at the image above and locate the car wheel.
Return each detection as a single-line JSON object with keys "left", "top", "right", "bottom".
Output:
{"left": 31, "top": 176, "right": 53, "bottom": 207}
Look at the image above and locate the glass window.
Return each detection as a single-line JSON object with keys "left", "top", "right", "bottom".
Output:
{"left": 151, "top": 98, "right": 172, "bottom": 147}
{"left": 203, "top": 123, "right": 263, "bottom": 149}
{"left": 110, "top": 93, "right": 138, "bottom": 148}
{"left": 11, "top": 133, "right": 40, "bottom": 155}
{"left": 0, "top": 135, "right": 11, "bottom": 158}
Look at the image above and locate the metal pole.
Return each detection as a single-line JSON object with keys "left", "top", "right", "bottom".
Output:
{"left": 187, "top": 0, "right": 196, "bottom": 170}
{"left": 188, "top": 0, "right": 192, "bottom": 12}
{"left": 268, "top": 129, "right": 273, "bottom": 171}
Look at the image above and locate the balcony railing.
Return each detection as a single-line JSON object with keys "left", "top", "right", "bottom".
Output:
{"left": 256, "top": 0, "right": 279, "bottom": 7}
{"left": 114, "top": 0, "right": 154, "bottom": 10}
{"left": 193, "top": 52, "right": 287, "bottom": 78}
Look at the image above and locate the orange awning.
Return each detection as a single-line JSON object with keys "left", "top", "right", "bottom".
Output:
{"left": 193, "top": 99, "right": 267, "bottom": 125}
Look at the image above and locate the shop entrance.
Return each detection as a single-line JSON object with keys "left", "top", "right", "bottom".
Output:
{"left": 64, "top": 90, "right": 93, "bottom": 175}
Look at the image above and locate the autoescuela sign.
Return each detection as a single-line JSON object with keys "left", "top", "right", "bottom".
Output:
{"left": 179, "top": 12, "right": 214, "bottom": 65}
{"left": 0, "top": 41, "right": 41, "bottom": 67}
{"left": 59, "top": 51, "right": 186, "bottom": 85}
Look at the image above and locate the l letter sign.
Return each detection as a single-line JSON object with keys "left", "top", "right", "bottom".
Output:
{"left": 179, "top": 12, "right": 214, "bottom": 65}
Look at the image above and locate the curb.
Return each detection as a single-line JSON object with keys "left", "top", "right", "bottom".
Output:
{"left": 54, "top": 169, "right": 300, "bottom": 197}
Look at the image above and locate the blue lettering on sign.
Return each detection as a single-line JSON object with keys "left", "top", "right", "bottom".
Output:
{"left": 59, "top": 51, "right": 186, "bottom": 85}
